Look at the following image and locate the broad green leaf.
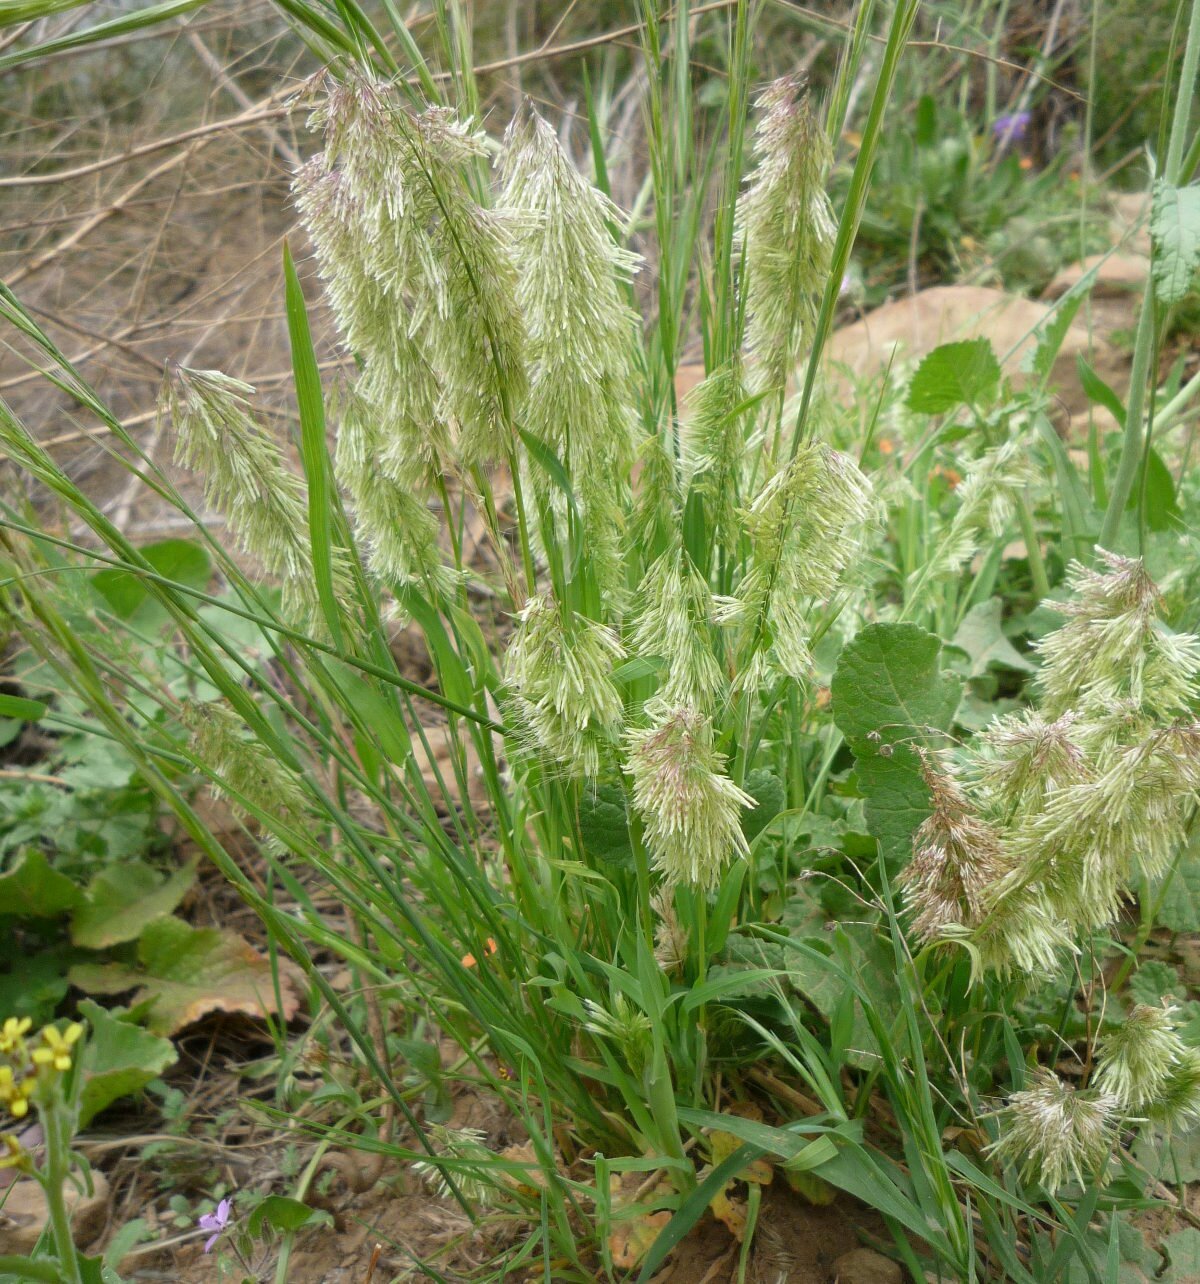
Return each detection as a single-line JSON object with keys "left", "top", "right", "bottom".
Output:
{"left": 76, "top": 999, "right": 177, "bottom": 1126}
{"left": 906, "top": 339, "right": 1001, "bottom": 414}
{"left": 0, "top": 848, "right": 85, "bottom": 917}
{"left": 1151, "top": 181, "right": 1200, "bottom": 305}
{"left": 831, "top": 623, "right": 962, "bottom": 866}
{"left": 70, "top": 916, "right": 300, "bottom": 1036}
{"left": 741, "top": 768, "right": 785, "bottom": 842}
{"left": 92, "top": 539, "right": 212, "bottom": 632}
{"left": 578, "top": 783, "right": 633, "bottom": 865}
{"left": 1160, "top": 1228, "right": 1200, "bottom": 1282}
{"left": 248, "top": 1195, "right": 331, "bottom": 1237}
{"left": 950, "top": 598, "right": 1037, "bottom": 679}
{"left": 70, "top": 860, "right": 196, "bottom": 949}
{"left": 0, "top": 946, "right": 78, "bottom": 1024}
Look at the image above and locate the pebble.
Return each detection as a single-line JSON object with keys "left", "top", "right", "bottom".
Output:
{"left": 832, "top": 1246, "right": 903, "bottom": 1284}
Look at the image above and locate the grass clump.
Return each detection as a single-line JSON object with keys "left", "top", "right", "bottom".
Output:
{"left": 1, "top": 1, "right": 1200, "bottom": 1281}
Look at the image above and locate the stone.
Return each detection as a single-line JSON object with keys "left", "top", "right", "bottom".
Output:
{"left": 0, "top": 1170, "right": 109, "bottom": 1255}
{"left": 832, "top": 1245, "right": 903, "bottom": 1284}
{"left": 674, "top": 283, "right": 1130, "bottom": 422}
{"left": 823, "top": 284, "right": 1115, "bottom": 416}
{"left": 1043, "top": 251, "right": 1148, "bottom": 300}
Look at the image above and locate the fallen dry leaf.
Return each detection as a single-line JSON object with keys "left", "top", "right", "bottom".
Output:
{"left": 609, "top": 1210, "right": 671, "bottom": 1270}
{"left": 70, "top": 916, "right": 299, "bottom": 1035}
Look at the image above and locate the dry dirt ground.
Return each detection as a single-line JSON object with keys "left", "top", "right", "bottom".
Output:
{"left": 0, "top": 7, "right": 1174, "bottom": 1282}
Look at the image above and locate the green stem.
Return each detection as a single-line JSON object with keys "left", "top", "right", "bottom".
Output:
{"left": 40, "top": 1089, "right": 83, "bottom": 1284}
{"left": 1099, "top": 0, "right": 1200, "bottom": 549}
{"left": 1015, "top": 493, "right": 1051, "bottom": 601}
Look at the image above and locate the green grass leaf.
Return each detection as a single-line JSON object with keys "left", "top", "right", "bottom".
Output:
{"left": 906, "top": 339, "right": 1001, "bottom": 414}
{"left": 0, "top": 694, "right": 47, "bottom": 721}
{"left": 284, "top": 242, "right": 343, "bottom": 650}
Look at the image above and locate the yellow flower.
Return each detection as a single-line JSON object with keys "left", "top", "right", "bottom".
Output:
{"left": 31, "top": 1023, "right": 82, "bottom": 1074}
{"left": 0, "top": 1065, "right": 34, "bottom": 1119}
{"left": 0, "top": 1017, "right": 31, "bottom": 1055}
{"left": 0, "top": 1133, "right": 26, "bottom": 1169}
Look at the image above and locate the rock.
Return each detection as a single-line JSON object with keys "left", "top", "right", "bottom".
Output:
{"left": 1043, "top": 250, "right": 1148, "bottom": 300}
{"left": 0, "top": 1170, "right": 109, "bottom": 1255}
{"left": 823, "top": 284, "right": 1115, "bottom": 416}
{"left": 674, "top": 283, "right": 1130, "bottom": 421}
{"left": 832, "top": 1245, "right": 903, "bottom": 1284}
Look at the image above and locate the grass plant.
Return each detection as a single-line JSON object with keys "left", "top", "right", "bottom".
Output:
{"left": 0, "top": 2, "right": 1199, "bottom": 1281}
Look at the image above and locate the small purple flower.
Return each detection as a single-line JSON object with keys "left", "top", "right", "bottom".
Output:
{"left": 198, "top": 1197, "right": 232, "bottom": 1253}
{"left": 993, "top": 111, "right": 1032, "bottom": 146}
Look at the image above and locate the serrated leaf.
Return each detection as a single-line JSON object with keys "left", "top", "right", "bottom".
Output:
{"left": 1155, "top": 845, "right": 1200, "bottom": 933}
{"left": 906, "top": 339, "right": 1001, "bottom": 414}
{"left": 1160, "top": 1228, "right": 1200, "bottom": 1282}
{"left": 578, "top": 783, "right": 633, "bottom": 865}
{"left": 742, "top": 769, "right": 784, "bottom": 843}
{"left": 76, "top": 999, "right": 177, "bottom": 1126}
{"left": 69, "top": 916, "right": 299, "bottom": 1036}
{"left": 831, "top": 623, "right": 962, "bottom": 865}
{"left": 70, "top": 859, "right": 196, "bottom": 949}
{"left": 0, "top": 848, "right": 86, "bottom": 917}
{"left": 951, "top": 599, "right": 1037, "bottom": 679}
{"left": 1128, "top": 960, "right": 1184, "bottom": 1007}
{"left": 1151, "top": 181, "right": 1200, "bottom": 305}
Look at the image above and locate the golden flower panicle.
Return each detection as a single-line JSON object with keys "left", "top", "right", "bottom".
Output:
{"left": 974, "top": 711, "right": 1088, "bottom": 814}
{"left": 682, "top": 361, "right": 752, "bottom": 546}
{"left": 411, "top": 1123, "right": 499, "bottom": 1207}
{"left": 499, "top": 114, "right": 641, "bottom": 480}
{"left": 915, "top": 441, "right": 1034, "bottom": 587}
{"left": 165, "top": 368, "right": 338, "bottom": 621}
{"left": 334, "top": 386, "right": 458, "bottom": 597}
{"left": 736, "top": 75, "right": 836, "bottom": 394}
{"left": 961, "top": 880, "right": 1075, "bottom": 979}
{"left": 1095, "top": 1004, "right": 1187, "bottom": 1112}
{"left": 1147, "top": 1047, "right": 1200, "bottom": 1132}
{"left": 631, "top": 551, "right": 726, "bottom": 712}
{"left": 898, "top": 751, "right": 1010, "bottom": 946}
{"left": 182, "top": 700, "right": 310, "bottom": 834}
{"left": 1037, "top": 551, "right": 1200, "bottom": 718}
{"left": 504, "top": 594, "right": 625, "bottom": 777}
{"left": 626, "top": 704, "right": 755, "bottom": 889}
{"left": 736, "top": 442, "right": 875, "bottom": 680}
{"left": 651, "top": 889, "right": 690, "bottom": 974}
{"left": 1018, "top": 723, "right": 1200, "bottom": 932}
{"left": 296, "top": 71, "right": 527, "bottom": 468}
{"left": 987, "top": 1069, "right": 1119, "bottom": 1193}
